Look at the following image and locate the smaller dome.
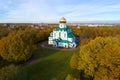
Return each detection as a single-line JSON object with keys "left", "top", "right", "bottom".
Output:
{"left": 60, "top": 17, "right": 66, "bottom": 23}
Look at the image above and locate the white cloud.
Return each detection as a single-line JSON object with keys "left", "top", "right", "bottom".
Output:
{"left": 63, "top": 4, "right": 120, "bottom": 16}
{"left": 5, "top": 0, "right": 59, "bottom": 22}
{"left": 1, "top": 0, "right": 120, "bottom": 22}
{"left": 55, "top": 3, "right": 120, "bottom": 21}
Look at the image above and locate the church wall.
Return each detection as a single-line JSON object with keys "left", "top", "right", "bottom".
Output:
{"left": 50, "top": 32, "right": 53, "bottom": 36}
{"left": 61, "top": 31, "right": 67, "bottom": 40}
{"left": 63, "top": 43, "right": 69, "bottom": 48}
{"left": 68, "top": 38, "right": 73, "bottom": 42}
{"left": 48, "top": 41, "right": 53, "bottom": 44}
{"left": 59, "top": 23, "right": 67, "bottom": 28}
{"left": 53, "top": 31, "right": 58, "bottom": 39}
{"left": 58, "top": 42, "right": 64, "bottom": 47}
{"left": 53, "top": 31, "right": 55, "bottom": 39}
{"left": 49, "top": 37, "right": 53, "bottom": 40}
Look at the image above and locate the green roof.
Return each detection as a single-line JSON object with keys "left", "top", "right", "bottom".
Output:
{"left": 53, "top": 27, "right": 75, "bottom": 38}
{"left": 68, "top": 32, "right": 75, "bottom": 38}
{"left": 53, "top": 38, "right": 71, "bottom": 43}
{"left": 60, "top": 40, "right": 71, "bottom": 43}
{"left": 54, "top": 27, "right": 68, "bottom": 31}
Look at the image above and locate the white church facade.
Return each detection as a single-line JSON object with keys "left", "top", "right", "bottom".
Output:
{"left": 48, "top": 17, "right": 77, "bottom": 48}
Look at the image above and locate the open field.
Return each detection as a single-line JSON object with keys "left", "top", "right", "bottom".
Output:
{"left": 19, "top": 47, "right": 79, "bottom": 80}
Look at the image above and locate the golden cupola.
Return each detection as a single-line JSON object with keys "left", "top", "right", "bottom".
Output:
{"left": 59, "top": 17, "right": 66, "bottom": 23}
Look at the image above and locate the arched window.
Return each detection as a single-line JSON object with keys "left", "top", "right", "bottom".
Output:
{"left": 59, "top": 32, "right": 61, "bottom": 36}
{"left": 61, "top": 24, "right": 63, "bottom": 28}
{"left": 54, "top": 33, "right": 56, "bottom": 37}
{"left": 64, "top": 33, "right": 66, "bottom": 37}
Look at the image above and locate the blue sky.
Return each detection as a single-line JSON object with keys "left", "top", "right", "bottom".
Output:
{"left": 0, "top": 0, "right": 120, "bottom": 23}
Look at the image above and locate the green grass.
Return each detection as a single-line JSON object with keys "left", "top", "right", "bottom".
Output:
{"left": 21, "top": 47, "right": 79, "bottom": 80}
{"left": 0, "top": 46, "right": 79, "bottom": 80}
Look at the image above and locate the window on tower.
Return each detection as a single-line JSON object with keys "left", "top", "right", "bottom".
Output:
{"left": 60, "top": 24, "right": 61, "bottom": 28}
{"left": 61, "top": 25, "right": 63, "bottom": 27}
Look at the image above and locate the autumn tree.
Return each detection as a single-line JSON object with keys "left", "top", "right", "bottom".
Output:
{"left": 77, "top": 37, "right": 120, "bottom": 80}
{"left": 0, "top": 28, "right": 9, "bottom": 39}
{"left": 65, "top": 74, "right": 74, "bottom": 80}
{"left": 80, "top": 38, "right": 92, "bottom": 46}
{"left": 0, "top": 64, "right": 19, "bottom": 80}
{"left": 70, "top": 53, "right": 78, "bottom": 69}
{"left": 0, "top": 31, "right": 36, "bottom": 62}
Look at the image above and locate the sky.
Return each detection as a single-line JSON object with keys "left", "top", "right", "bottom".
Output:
{"left": 0, "top": 0, "right": 120, "bottom": 23}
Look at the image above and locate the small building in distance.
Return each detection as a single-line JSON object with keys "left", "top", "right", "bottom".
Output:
{"left": 48, "top": 17, "right": 77, "bottom": 48}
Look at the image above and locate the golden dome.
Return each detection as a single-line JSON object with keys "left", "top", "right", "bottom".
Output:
{"left": 59, "top": 17, "right": 66, "bottom": 23}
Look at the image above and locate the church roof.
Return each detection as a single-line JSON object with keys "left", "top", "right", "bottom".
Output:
{"left": 54, "top": 27, "right": 75, "bottom": 38}
{"left": 60, "top": 17, "right": 66, "bottom": 21}
{"left": 53, "top": 38, "right": 71, "bottom": 43}
{"left": 60, "top": 17, "right": 66, "bottom": 23}
{"left": 60, "top": 40, "right": 71, "bottom": 43}
{"left": 68, "top": 32, "right": 75, "bottom": 38}
{"left": 54, "top": 27, "right": 68, "bottom": 31}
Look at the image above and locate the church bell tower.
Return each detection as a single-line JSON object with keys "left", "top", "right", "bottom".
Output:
{"left": 59, "top": 17, "right": 67, "bottom": 28}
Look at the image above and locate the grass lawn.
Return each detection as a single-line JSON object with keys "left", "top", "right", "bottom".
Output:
{"left": 21, "top": 47, "right": 79, "bottom": 80}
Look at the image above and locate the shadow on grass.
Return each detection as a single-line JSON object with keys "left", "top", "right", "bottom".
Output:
{"left": 20, "top": 48, "right": 77, "bottom": 80}
{"left": 32, "top": 46, "right": 59, "bottom": 59}
{"left": 0, "top": 57, "right": 11, "bottom": 68}
{"left": 19, "top": 46, "right": 59, "bottom": 66}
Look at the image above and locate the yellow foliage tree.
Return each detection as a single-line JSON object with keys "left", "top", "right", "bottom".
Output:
{"left": 0, "top": 31, "right": 36, "bottom": 62}
{"left": 70, "top": 54, "right": 78, "bottom": 69}
{"left": 65, "top": 74, "right": 74, "bottom": 80}
{"left": 77, "top": 37, "right": 120, "bottom": 80}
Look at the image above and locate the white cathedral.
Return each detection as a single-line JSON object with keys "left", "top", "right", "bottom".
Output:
{"left": 48, "top": 17, "right": 77, "bottom": 48}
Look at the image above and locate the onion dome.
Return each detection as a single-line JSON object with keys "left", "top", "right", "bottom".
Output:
{"left": 59, "top": 17, "right": 66, "bottom": 23}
